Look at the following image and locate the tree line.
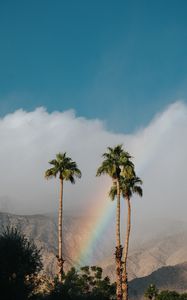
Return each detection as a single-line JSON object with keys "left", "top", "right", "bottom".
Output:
{"left": 144, "top": 284, "right": 187, "bottom": 300}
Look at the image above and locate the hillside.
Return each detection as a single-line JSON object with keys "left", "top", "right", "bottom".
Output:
{"left": 0, "top": 212, "right": 114, "bottom": 275}
{"left": 1, "top": 211, "right": 187, "bottom": 293}
{"left": 129, "top": 262, "right": 187, "bottom": 299}
{"left": 102, "top": 230, "right": 187, "bottom": 280}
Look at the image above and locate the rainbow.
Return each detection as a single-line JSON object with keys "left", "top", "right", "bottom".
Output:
{"left": 75, "top": 199, "right": 115, "bottom": 267}
{"left": 75, "top": 164, "right": 143, "bottom": 268}
{"left": 74, "top": 180, "right": 115, "bottom": 266}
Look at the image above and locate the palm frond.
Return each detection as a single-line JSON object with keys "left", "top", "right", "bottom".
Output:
{"left": 74, "top": 168, "right": 82, "bottom": 178}
{"left": 68, "top": 175, "right": 75, "bottom": 184}
{"left": 49, "top": 159, "right": 58, "bottom": 166}
{"left": 44, "top": 168, "right": 58, "bottom": 179}
{"left": 109, "top": 174, "right": 143, "bottom": 200}
{"left": 56, "top": 152, "right": 65, "bottom": 162}
{"left": 109, "top": 185, "right": 117, "bottom": 201}
{"left": 133, "top": 186, "right": 143, "bottom": 197}
{"left": 134, "top": 177, "right": 143, "bottom": 185}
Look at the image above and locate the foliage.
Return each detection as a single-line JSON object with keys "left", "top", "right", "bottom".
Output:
{"left": 44, "top": 266, "right": 116, "bottom": 300}
{"left": 45, "top": 152, "right": 82, "bottom": 182}
{"left": 0, "top": 226, "right": 42, "bottom": 300}
{"left": 144, "top": 284, "right": 159, "bottom": 300}
{"left": 109, "top": 175, "right": 143, "bottom": 201}
{"left": 156, "top": 290, "right": 180, "bottom": 300}
{"left": 144, "top": 286, "right": 187, "bottom": 300}
{"left": 96, "top": 145, "right": 134, "bottom": 180}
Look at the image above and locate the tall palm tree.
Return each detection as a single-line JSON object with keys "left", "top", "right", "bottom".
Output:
{"left": 109, "top": 175, "right": 143, "bottom": 300}
{"left": 96, "top": 145, "right": 134, "bottom": 300}
{"left": 45, "top": 152, "right": 81, "bottom": 281}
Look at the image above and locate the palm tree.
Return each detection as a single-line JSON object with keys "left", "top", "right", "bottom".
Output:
{"left": 45, "top": 152, "right": 81, "bottom": 281}
{"left": 96, "top": 145, "right": 134, "bottom": 300}
{"left": 109, "top": 175, "right": 143, "bottom": 300}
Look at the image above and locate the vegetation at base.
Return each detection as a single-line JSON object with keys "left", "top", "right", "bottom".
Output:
{"left": 0, "top": 226, "right": 115, "bottom": 299}
{"left": 1, "top": 225, "right": 187, "bottom": 300}
{"left": 42, "top": 266, "right": 116, "bottom": 300}
{"left": 144, "top": 284, "right": 159, "bottom": 299}
{"left": 0, "top": 226, "right": 42, "bottom": 300}
{"left": 144, "top": 284, "right": 187, "bottom": 300}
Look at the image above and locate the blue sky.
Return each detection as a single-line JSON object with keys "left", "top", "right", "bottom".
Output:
{"left": 1, "top": 0, "right": 187, "bottom": 132}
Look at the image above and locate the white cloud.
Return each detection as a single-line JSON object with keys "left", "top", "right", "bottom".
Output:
{"left": 0, "top": 102, "right": 186, "bottom": 222}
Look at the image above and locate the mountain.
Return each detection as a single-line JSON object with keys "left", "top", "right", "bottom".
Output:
{"left": 0, "top": 212, "right": 114, "bottom": 275}
{"left": 102, "top": 229, "right": 187, "bottom": 280}
{"left": 1, "top": 211, "right": 187, "bottom": 295}
{"left": 129, "top": 262, "right": 187, "bottom": 299}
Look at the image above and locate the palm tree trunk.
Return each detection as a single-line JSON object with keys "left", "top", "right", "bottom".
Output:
{"left": 58, "top": 178, "right": 64, "bottom": 281}
{"left": 115, "top": 179, "right": 123, "bottom": 300}
{"left": 122, "top": 196, "right": 131, "bottom": 300}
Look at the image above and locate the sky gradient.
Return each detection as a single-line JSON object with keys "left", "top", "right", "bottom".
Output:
{"left": 1, "top": 0, "right": 187, "bottom": 132}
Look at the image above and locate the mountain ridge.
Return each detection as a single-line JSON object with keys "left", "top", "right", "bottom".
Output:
{"left": 0, "top": 211, "right": 187, "bottom": 294}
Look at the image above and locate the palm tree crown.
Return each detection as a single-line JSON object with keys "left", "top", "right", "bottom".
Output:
{"left": 96, "top": 145, "right": 134, "bottom": 180}
{"left": 45, "top": 152, "right": 82, "bottom": 182}
{"left": 109, "top": 175, "right": 143, "bottom": 200}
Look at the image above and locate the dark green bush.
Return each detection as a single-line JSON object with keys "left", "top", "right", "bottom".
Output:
{"left": 45, "top": 266, "right": 116, "bottom": 300}
{"left": 0, "top": 226, "right": 42, "bottom": 300}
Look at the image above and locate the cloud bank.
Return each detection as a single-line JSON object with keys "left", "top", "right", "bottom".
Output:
{"left": 0, "top": 102, "right": 186, "bottom": 221}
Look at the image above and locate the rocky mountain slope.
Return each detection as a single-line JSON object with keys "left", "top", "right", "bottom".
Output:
{"left": 0, "top": 212, "right": 114, "bottom": 275}
{"left": 129, "top": 262, "right": 187, "bottom": 299}
{"left": 1, "top": 211, "right": 187, "bottom": 294}
{"left": 102, "top": 230, "right": 187, "bottom": 280}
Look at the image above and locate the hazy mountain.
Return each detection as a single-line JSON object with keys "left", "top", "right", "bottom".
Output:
{"left": 101, "top": 229, "right": 187, "bottom": 281}
{"left": 0, "top": 212, "right": 114, "bottom": 275}
{"left": 129, "top": 262, "right": 187, "bottom": 299}
{"left": 1, "top": 211, "right": 187, "bottom": 294}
